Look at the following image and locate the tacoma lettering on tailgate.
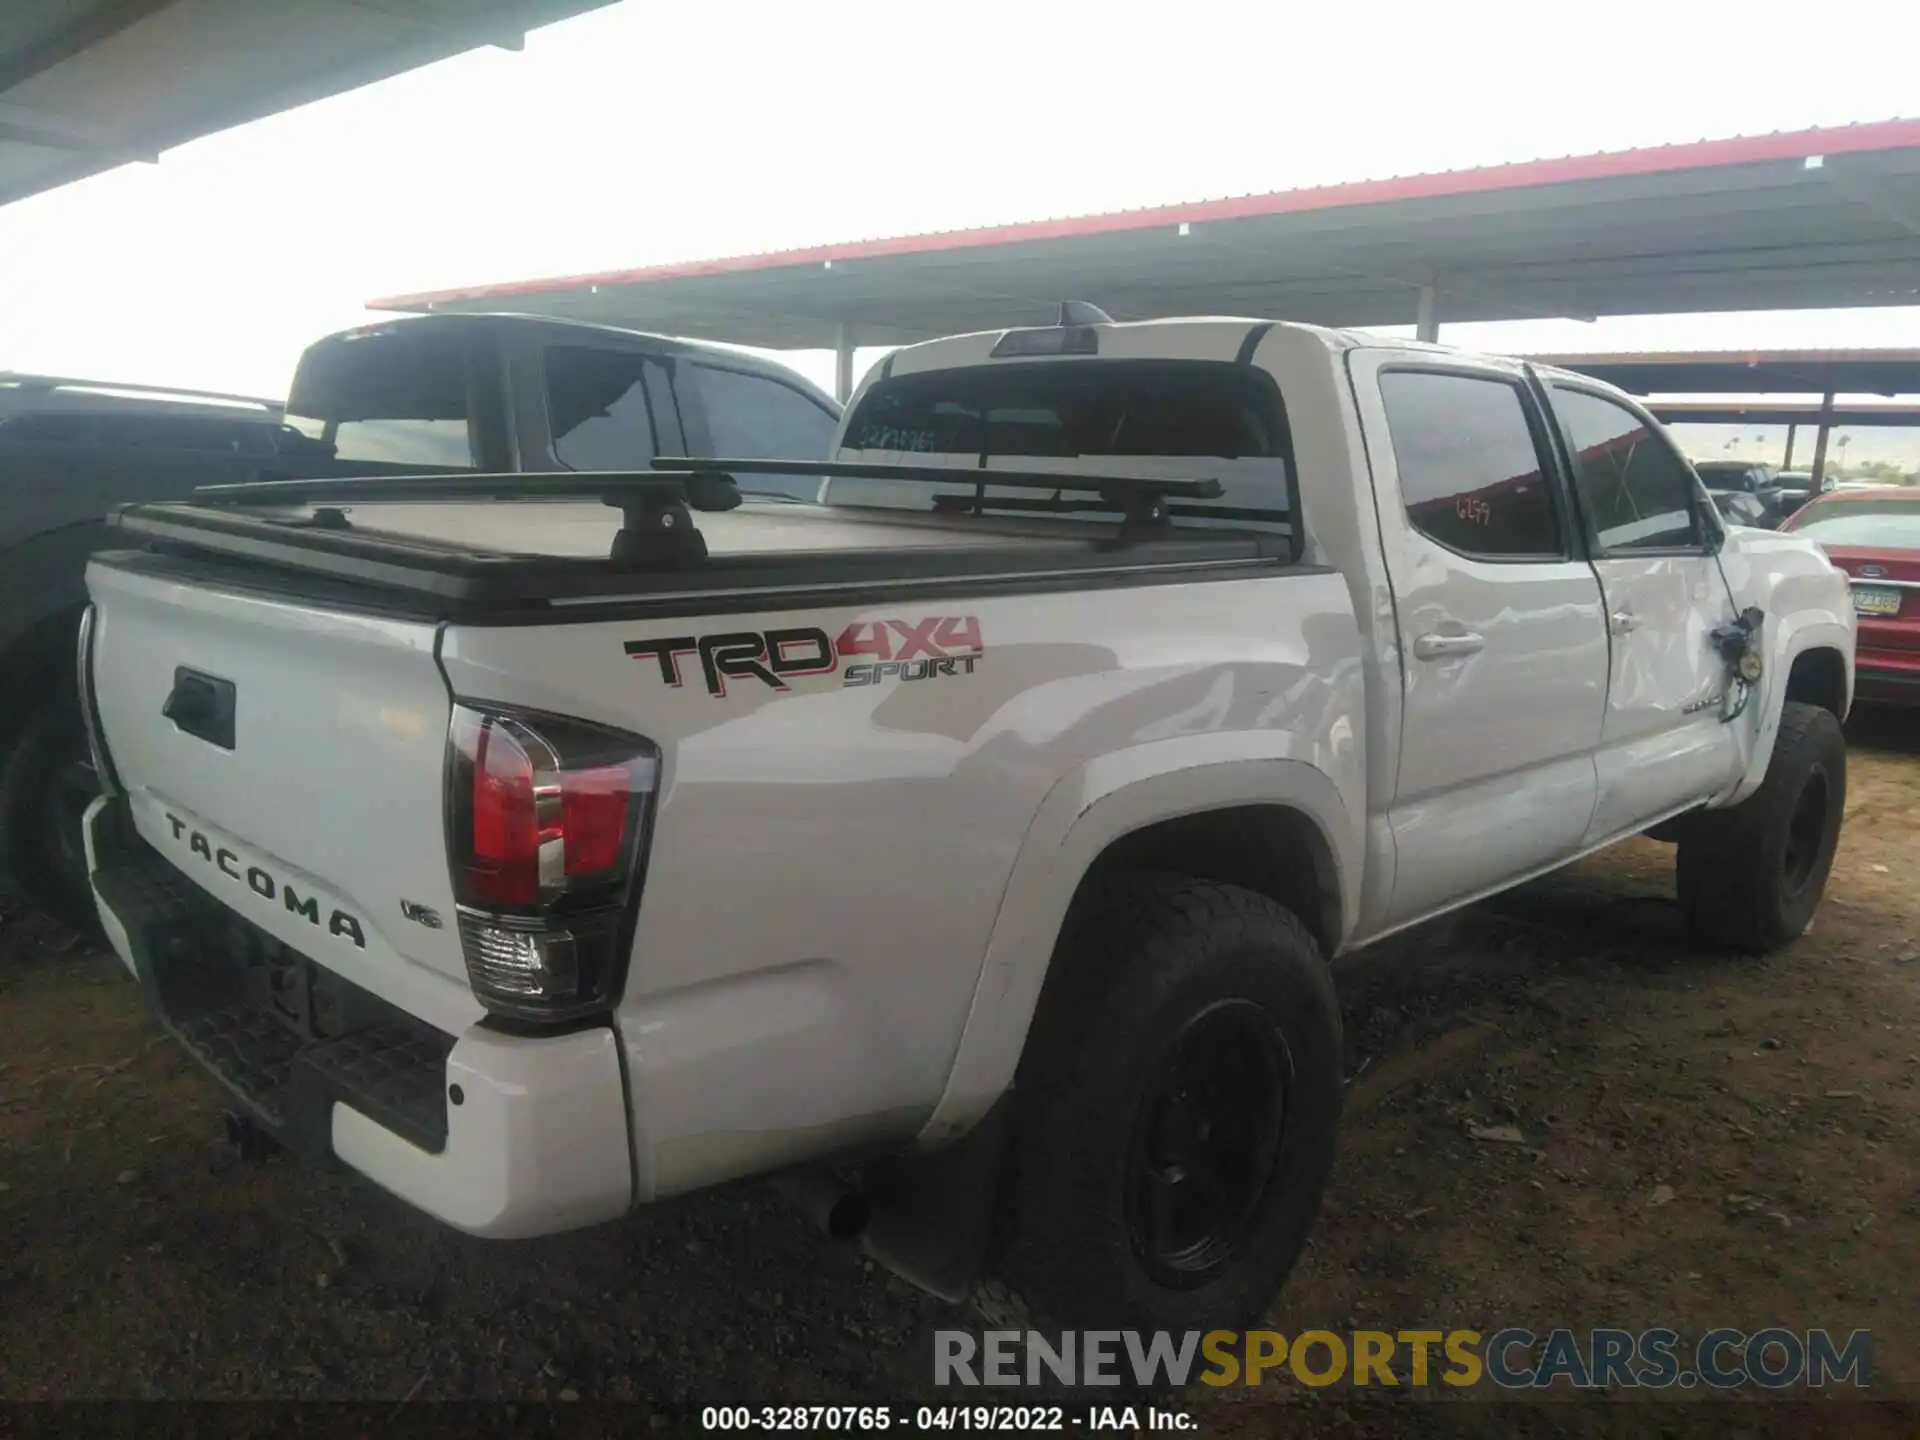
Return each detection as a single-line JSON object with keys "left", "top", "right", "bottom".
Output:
{"left": 164, "top": 812, "right": 367, "bottom": 949}
{"left": 626, "top": 616, "right": 983, "bottom": 698}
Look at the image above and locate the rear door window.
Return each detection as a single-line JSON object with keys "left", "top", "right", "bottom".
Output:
{"left": 832, "top": 360, "right": 1293, "bottom": 533}
{"left": 1379, "top": 370, "right": 1564, "bottom": 559}
{"left": 545, "top": 347, "right": 658, "bottom": 471}
{"left": 685, "top": 362, "right": 839, "bottom": 500}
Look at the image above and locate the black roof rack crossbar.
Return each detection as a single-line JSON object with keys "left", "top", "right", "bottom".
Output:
{"left": 193, "top": 459, "right": 1225, "bottom": 510}
{"left": 190, "top": 470, "right": 736, "bottom": 569}
{"left": 192, "top": 470, "right": 698, "bottom": 507}
{"left": 180, "top": 458, "right": 1227, "bottom": 556}
{"left": 651, "top": 455, "right": 1224, "bottom": 502}
{"left": 655, "top": 456, "right": 1223, "bottom": 536}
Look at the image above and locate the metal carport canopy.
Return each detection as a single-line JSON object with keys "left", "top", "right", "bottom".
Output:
{"left": 0, "top": 0, "right": 615, "bottom": 209}
{"left": 1523, "top": 348, "right": 1920, "bottom": 398}
{"left": 370, "top": 117, "right": 1920, "bottom": 363}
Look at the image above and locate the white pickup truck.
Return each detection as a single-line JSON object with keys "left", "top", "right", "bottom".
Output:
{"left": 78, "top": 313, "right": 1855, "bottom": 1333}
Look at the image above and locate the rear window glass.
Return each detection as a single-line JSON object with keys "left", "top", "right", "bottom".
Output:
{"left": 831, "top": 360, "right": 1292, "bottom": 532}
{"left": 1788, "top": 500, "right": 1920, "bottom": 548}
{"left": 1693, "top": 462, "right": 1766, "bottom": 492}
{"left": 284, "top": 415, "right": 472, "bottom": 468}
{"left": 287, "top": 327, "right": 475, "bottom": 469}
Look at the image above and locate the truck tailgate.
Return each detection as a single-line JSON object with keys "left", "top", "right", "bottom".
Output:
{"left": 86, "top": 556, "right": 480, "bottom": 1033}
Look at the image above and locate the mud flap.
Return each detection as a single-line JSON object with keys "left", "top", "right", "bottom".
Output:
{"left": 858, "top": 1098, "right": 1014, "bottom": 1304}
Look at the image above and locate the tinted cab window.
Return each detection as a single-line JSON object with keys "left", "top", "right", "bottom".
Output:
{"left": 686, "top": 362, "right": 838, "bottom": 500}
{"left": 287, "top": 326, "right": 476, "bottom": 469}
{"left": 1552, "top": 388, "right": 1702, "bottom": 552}
{"left": 1378, "top": 370, "right": 1562, "bottom": 559}
{"left": 545, "top": 347, "right": 658, "bottom": 471}
{"left": 1694, "top": 461, "right": 1771, "bottom": 495}
{"left": 832, "top": 360, "right": 1293, "bottom": 533}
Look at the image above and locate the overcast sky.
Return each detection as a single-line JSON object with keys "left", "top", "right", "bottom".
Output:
{"left": 1, "top": 0, "right": 1917, "bottom": 412}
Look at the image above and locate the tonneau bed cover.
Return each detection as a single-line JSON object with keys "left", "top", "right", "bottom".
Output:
{"left": 102, "top": 460, "right": 1290, "bottom": 616}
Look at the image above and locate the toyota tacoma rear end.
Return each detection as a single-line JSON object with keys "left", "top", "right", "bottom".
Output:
{"left": 81, "top": 572, "right": 650, "bottom": 1235}
{"left": 77, "top": 312, "right": 1853, "bottom": 1332}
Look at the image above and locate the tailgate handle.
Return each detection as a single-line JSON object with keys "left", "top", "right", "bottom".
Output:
{"left": 163, "top": 668, "right": 236, "bottom": 751}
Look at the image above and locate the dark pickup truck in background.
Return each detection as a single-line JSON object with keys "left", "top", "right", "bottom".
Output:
{"left": 1693, "top": 459, "right": 1785, "bottom": 529}
{"left": 0, "top": 313, "right": 841, "bottom": 928}
{"left": 1774, "top": 468, "right": 1839, "bottom": 516}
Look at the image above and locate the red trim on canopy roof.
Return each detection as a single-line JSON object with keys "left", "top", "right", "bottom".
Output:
{"left": 370, "top": 118, "right": 1920, "bottom": 311}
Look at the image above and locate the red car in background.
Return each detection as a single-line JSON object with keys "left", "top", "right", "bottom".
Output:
{"left": 1781, "top": 487, "right": 1920, "bottom": 704}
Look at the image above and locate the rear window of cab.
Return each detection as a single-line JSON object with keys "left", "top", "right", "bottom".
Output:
{"left": 1787, "top": 497, "right": 1920, "bottom": 548}
{"left": 827, "top": 359, "right": 1295, "bottom": 535}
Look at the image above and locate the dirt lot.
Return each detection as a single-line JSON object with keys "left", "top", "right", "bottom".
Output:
{"left": 3, "top": 713, "right": 1918, "bottom": 1436}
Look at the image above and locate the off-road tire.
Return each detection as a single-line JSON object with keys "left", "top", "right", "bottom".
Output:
{"left": 0, "top": 689, "right": 102, "bottom": 937}
{"left": 977, "top": 871, "right": 1342, "bottom": 1335}
{"left": 1676, "top": 701, "right": 1845, "bottom": 952}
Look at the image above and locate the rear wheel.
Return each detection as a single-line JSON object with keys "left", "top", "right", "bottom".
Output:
{"left": 981, "top": 871, "right": 1342, "bottom": 1333}
{"left": 0, "top": 688, "right": 103, "bottom": 937}
{"left": 1676, "top": 701, "right": 1845, "bottom": 952}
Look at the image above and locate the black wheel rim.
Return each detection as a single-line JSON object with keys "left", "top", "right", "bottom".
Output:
{"left": 1123, "top": 998, "right": 1289, "bottom": 1289}
{"left": 1781, "top": 767, "right": 1830, "bottom": 897}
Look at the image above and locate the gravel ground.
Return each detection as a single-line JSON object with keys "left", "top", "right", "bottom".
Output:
{"left": 2, "top": 710, "right": 1918, "bottom": 1437}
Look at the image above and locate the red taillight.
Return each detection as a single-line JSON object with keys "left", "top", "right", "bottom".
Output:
{"left": 468, "top": 719, "right": 541, "bottom": 907}
{"left": 446, "top": 704, "right": 659, "bottom": 1024}
{"left": 560, "top": 766, "right": 630, "bottom": 877}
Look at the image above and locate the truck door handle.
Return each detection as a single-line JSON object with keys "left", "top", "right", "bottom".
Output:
{"left": 1609, "top": 611, "right": 1642, "bottom": 635}
{"left": 1413, "top": 630, "right": 1486, "bottom": 661}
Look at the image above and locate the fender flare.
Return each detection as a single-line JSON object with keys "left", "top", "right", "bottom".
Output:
{"left": 1721, "top": 615, "right": 1854, "bottom": 809}
{"left": 916, "top": 735, "right": 1358, "bottom": 1144}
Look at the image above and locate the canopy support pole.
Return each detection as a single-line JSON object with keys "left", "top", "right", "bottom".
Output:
{"left": 833, "top": 323, "right": 856, "bottom": 403}
{"left": 1415, "top": 284, "right": 1440, "bottom": 344}
{"left": 1808, "top": 392, "right": 1836, "bottom": 488}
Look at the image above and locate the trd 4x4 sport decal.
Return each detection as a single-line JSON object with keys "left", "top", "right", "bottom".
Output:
{"left": 626, "top": 617, "right": 983, "bottom": 698}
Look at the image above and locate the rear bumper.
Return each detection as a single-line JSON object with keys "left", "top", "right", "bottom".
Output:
{"left": 83, "top": 797, "right": 634, "bottom": 1238}
{"left": 1854, "top": 646, "right": 1920, "bottom": 706}
{"left": 1855, "top": 671, "right": 1920, "bottom": 705}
